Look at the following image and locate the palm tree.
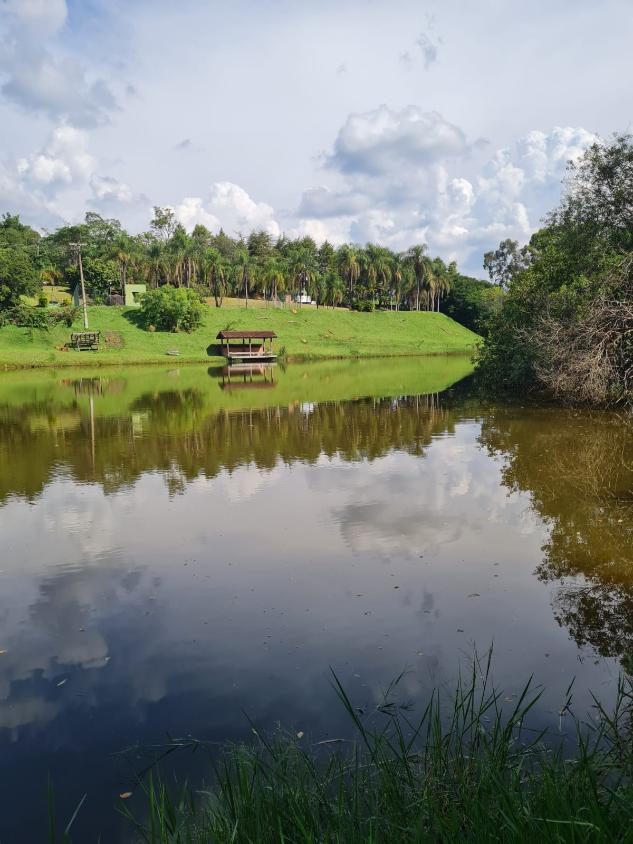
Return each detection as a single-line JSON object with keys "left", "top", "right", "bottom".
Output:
{"left": 288, "top": 248, "right": 317, "bottom": 303}
{"left": 404, "top": 244, "right": 429, "bottom": 311}
{"left": 391, "top": 253, "right": 405, "bottom": 310}
{"left": 263, "top": 257, "right": 287, "bottom": 305}
{"left": 365, "top": 244, "right": 391, "bottom": 307}
{"left": 202, "top": 247, "right": 226, "bottom": 307}
{"left": 167, "top": 225, "right": 190, "bottom": 287}
{"left": 145, "top": 240, "right": 165, "bottom": 289}
{"left": 40, "top": 265, "right": 62, "bottom": 288}
{"left": 337, "top": 245, "right": 360, "bottom": 309}
{"left": 114, "top": 233, "right": 133, "bottom": 297}
{"left": 234, "top": 248, "right": 255, "bottom": 307}
{"left": 431, "top": 258, "right": 451, "bottom": 312}
{"left": 325, "top": 270, "right": 344, "bottom": 307}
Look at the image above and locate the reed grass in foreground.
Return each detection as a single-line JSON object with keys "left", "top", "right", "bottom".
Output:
{"left": 61, "top": 656, "right": 633, "bottom": 842}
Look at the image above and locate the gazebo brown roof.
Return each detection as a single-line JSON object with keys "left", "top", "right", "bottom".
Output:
{"left": 216, "top": 330, "right": 277, "bottom": 340}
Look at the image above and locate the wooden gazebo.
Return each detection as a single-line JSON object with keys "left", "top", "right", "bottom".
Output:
{"left": 216, "top": 330, "right": 277, "bottom": 363}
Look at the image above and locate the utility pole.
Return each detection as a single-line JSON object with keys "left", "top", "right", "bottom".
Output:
{"left": 70, "top": 242, "right": 89, "bottom": 329}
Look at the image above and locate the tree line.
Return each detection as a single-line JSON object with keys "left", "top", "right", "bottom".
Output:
{"left": 477, "top": 133, "right": 633, "bottom": 406}
{"left": 0, "top": 208, "right": 494, "bottom": 325}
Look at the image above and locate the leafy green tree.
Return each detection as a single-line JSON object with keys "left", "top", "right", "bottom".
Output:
{"left": 442, "top": 274, "right": 503, "bottom": 333}
{"left": 483, "top": 239, "right": 531, "bottom": 289}
{"left": 477, "top": 133, "right": 633, "bottom": 402}
{"left": 191, "top": 224, "right": 212, "bottom": 249}
{"left": 210, "top": 229, "right": 239, "bottom": 262}
{"left": 0, "top": 213, "right": 40, "bottom": 249}
{"left": 0, "top": 246, "right": 40, "bottom": 310}
{"left": 150, "top": 207, "right": 177, "bottom": 242}
{"left": 139, "top": 286, "right": 204, "bottom": 332}
{"left": 317, "top": 241, "right": 335, "bottom": 274}
{"left": 144, "top": 239, "right": 166, "bottom": 289}
{"left": 65, "top": 256, "right": 118, "bottom": 303}
{"left": 0, "top": 214, "right": 42, "bottom": 310}
{"left": 550, "top": 133, "right": 633, "bottom": 266}
{"left": 247, "top": 230, "right": 273, "bottom": 258}
{"left": 82, "top": 212, "right": 123, "bottom": 256}
{"left": 390, "top": 253, "right": 407, "bottom": 310}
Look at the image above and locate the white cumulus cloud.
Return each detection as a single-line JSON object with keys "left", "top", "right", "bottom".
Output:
{"left": 329, "top": 106, "right": 470, "bottom": 175}
{"left": 16, "top": 125, "right": 93, "bottom": 191}
{"left": 175, "top": 182, "right": 280, "bottom": 237}
{"left": 0, "top": 0, "right": 118, "bottom": 127}
{"left": 295, "top": 111, "right": 598, "bottom": 273}
{"left": 90, "top": 174, "right": 134, "bottom": 204}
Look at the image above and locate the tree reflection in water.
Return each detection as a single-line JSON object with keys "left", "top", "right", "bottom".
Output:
{"left": 0, "top": 384, "right": 453, "bottom": 501}
{"left": 2, "top": 367, "right": 633, "bottom": 666}
{"left": 479, "top": 407, "right": 633, "bottom": 663}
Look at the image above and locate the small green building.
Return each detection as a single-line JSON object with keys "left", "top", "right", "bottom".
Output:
{"left": 124, "top": 284, "right": 146, "bottom": 307}
{"left": 73, "top": 283, "right": 147, "bottom": 307}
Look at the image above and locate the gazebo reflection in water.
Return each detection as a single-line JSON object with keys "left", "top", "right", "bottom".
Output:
{"left": 210, "top": 363, "right": 277, "bottom": 392}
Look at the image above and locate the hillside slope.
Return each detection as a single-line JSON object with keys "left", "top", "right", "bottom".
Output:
{"left": 0, "top": 305, "right": 480, "bottom": 368}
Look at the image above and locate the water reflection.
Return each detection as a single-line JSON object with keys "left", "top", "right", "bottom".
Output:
{"left": 213, "top": 362, "right": 278, "bottom": 391}
{"left": 0, "top": 384, "right": 456, "bottom": 501}
{"left": 0, "top": 360, "right": 632, "bottom": 841}
{"left": 480, "top": 407, "right": 633, "bottom": 661}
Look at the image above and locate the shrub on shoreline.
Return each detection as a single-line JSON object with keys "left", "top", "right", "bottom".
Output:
{"left": 0, "top": 302, "right": 78, "bottom": 330}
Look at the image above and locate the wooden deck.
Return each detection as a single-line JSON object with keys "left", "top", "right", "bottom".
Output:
{"left": 227, "top": 350, "right": 277, "bottom": 362}
{"left": 216, "top": 330, "right": 277, "bottom": 363}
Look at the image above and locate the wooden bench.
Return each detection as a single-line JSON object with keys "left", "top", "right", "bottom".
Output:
{"left": 69, "top": 331, "right": 100, "bottom": 351}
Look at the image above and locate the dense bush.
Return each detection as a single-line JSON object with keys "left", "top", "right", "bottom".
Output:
{"left": 0, "top": 302, "right": 78, "bottom": 329}
{"left": 139, "top": 286, "right": 204, "bottom": 332}
{"left": 442, "top": 275, "right": 504, "bottom": 334}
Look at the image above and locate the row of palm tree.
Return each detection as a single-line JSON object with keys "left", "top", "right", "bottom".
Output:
{"left": 39, "top": 211, "right": 456, "bottom": 311}
{"left": 122, "top": 234, "right": 454, "bottom": 312}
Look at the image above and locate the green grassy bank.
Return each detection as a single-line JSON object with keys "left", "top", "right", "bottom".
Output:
{"left": 0, "top": 305, "right": 480, "bottom": 369}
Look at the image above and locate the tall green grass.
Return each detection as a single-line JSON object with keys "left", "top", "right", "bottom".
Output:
{"left": 103, "top": 653, "right": 633, "bottom": 843}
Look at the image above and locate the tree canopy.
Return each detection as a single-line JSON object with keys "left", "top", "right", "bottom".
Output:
{"left": 476, "top": 133, "right": 633, "bottom": 405}
{"left": 0, "top": 209, "right": 488, "bottom": 319}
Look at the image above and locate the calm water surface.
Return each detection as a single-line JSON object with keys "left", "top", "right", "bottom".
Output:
{"left": 0, "top": 357, "right": 632, "bottom": 841}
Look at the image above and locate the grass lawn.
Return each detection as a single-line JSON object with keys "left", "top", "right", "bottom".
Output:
{"left": 0, "top": 304, "right": 480, "bottom": 369}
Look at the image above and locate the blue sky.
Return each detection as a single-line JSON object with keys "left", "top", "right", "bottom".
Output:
{"left": 1, "top": 0, "right": 631, "bottom": 274}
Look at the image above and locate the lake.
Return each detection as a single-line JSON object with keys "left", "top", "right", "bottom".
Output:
{"left": 0, "top": 357, "right": 631, "bottom": 841}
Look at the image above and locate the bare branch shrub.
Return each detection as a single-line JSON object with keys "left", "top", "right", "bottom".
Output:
{"left": 524, "top": 256, "right": 633, "bottom": 405}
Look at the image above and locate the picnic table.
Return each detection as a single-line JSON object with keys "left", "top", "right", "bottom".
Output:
{"left": 69, "top": 331, "right": 100, "bottom": 351}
